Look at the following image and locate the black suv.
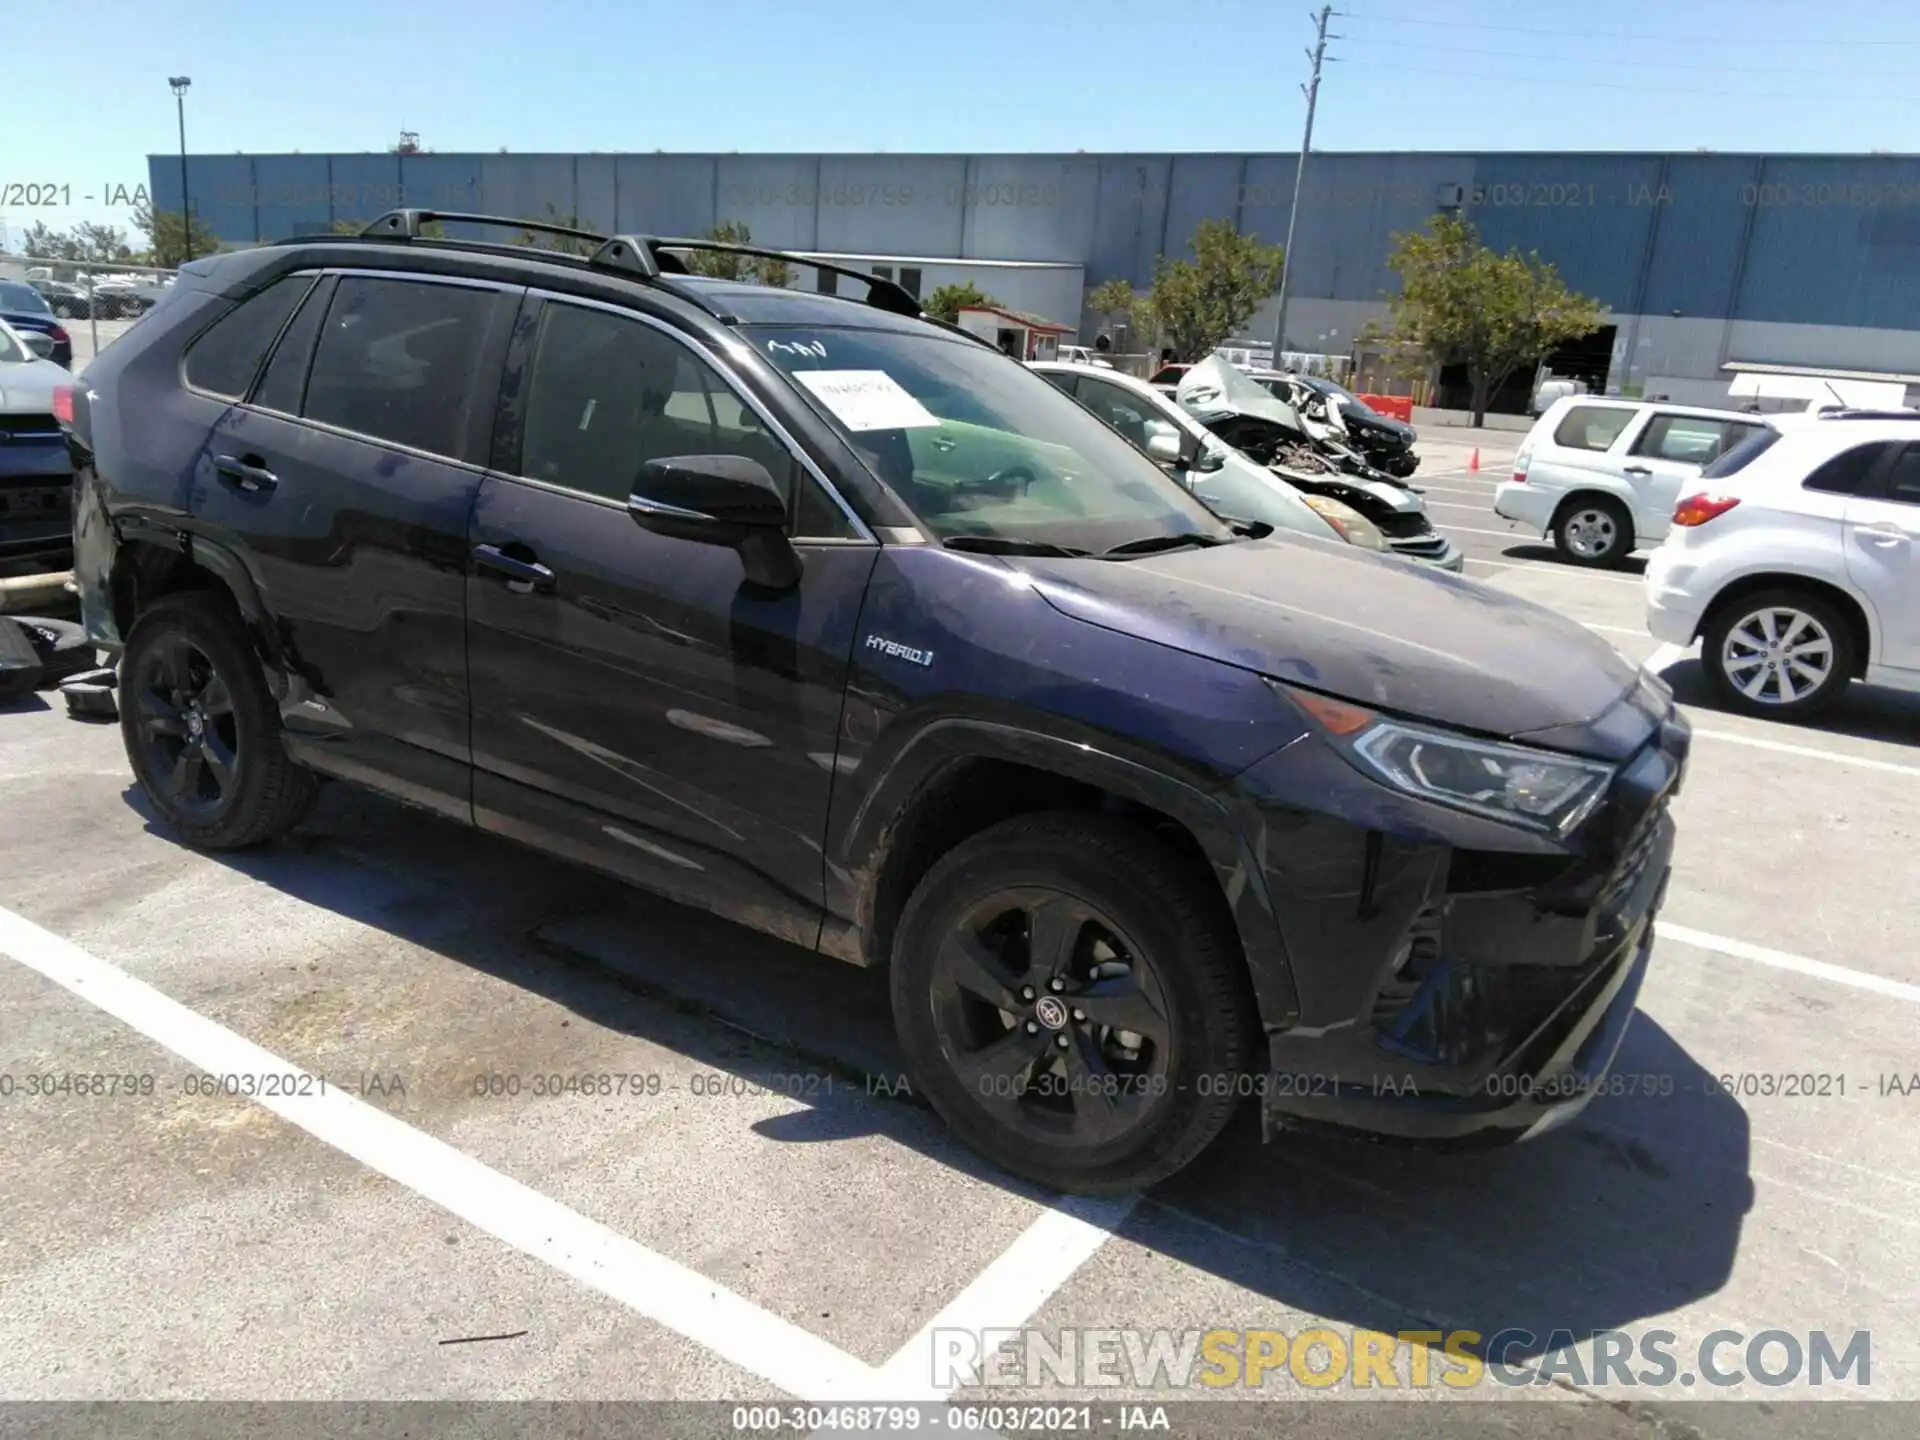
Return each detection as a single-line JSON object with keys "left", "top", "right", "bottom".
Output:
{"left": 65, "top": 213, "right": 1687, "bottom": 1193}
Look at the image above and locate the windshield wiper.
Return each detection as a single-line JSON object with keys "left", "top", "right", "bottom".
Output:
{"left": 1102, "top": 532, "right": 1232, "bottom": 557}
{"left": 942, "top": 535, "right": 1092, "bottom": 558}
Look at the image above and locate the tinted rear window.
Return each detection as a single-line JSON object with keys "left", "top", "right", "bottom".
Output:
{"left": 1700, "top": 426, "right": 1781, "bottom": 479}
{"left": 182, "top": 277, "right": 314, "bottom": 400}
{"left": 0, "top": 281, "right": 52, "bottom": 313}
{"left": 1552, "top": 405, "right": 1635, "bottom": 452}
{"left": 302, "top": 277, "right": 496, "bottom": 459}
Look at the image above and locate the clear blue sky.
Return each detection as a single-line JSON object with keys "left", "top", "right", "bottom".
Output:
{"left": 8, "top": 0, "right": 1920, "bottom": 237}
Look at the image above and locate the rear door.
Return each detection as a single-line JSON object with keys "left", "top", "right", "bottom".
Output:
{"left": 1620, "top": 412, "right": 1770, "bottom": 540}
{"left": 196, "top": 269, "right": 519, "bottom": 817}
{"left": 1842, "top": 440, "right": 1920, "bottom": 675}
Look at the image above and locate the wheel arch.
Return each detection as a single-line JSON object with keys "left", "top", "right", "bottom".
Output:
{"left": 1697, "top": 570, "right": 1874, "bottom": 679}
{"left": 109, "top": 526, "right": 294, "bottom": 695}
{"left": 824, "top": 718, "right": 1301, "bottom": 1031}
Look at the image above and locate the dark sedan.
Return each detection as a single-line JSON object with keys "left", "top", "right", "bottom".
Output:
{"left": 0, "top": 281, "right": 73, "bottom": 368}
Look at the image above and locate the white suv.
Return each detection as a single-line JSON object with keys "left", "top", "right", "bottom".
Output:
{"left": 1644, "top": 411, "right": 1920, "bottom": 718}
{"left": 1497, "top": 397, "right": 1774, "bottom": 567}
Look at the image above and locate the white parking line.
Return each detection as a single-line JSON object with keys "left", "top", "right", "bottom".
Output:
{"left": 1425, "top": 499, "right": 1502, "bottom": 513}
{"left": 1691, "top": 727, "right": 1920, "bottom": 779}
{"left": 875, "top": 1195, "right": 1137, "bottom": 1399}
{"left": 0, "top": 903, "right": 881, "bottom": 1400}
{"left": 1643, "top": 642, "right": 1688, "bottom": 672}
{"left": 1656, "top": 920, "right": 1920, "bottom": 1006}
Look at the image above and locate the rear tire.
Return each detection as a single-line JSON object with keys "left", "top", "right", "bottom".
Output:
{"left": 1552, "top": 495, "right": 1634, "bottom": 567}
{"left": 119, "top": 590, "right": 319, "bottom": 848}
{"left": 890, "top": 812, "right": 1258, "bottom": 1194}
{"left": 1702, "top": 588, "right": 1854, "bottom": 720}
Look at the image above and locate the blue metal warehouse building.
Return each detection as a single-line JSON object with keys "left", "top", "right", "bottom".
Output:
{"left": 153, "top": 149, "right": 1920, "bottom": 407}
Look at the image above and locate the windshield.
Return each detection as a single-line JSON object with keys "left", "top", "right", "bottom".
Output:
{"left": 0, "top": 281, "right": 53, "bottom": 314}
{"left": 748, "top": 325, "right": 1234, "bottom": 549}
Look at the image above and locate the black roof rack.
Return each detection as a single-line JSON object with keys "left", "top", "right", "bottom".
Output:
{"left": 349, "top": 210, "right": 929, "bottom": 323}
{"left": 1816, "top": 407, "right": 1920, "bottom": 421}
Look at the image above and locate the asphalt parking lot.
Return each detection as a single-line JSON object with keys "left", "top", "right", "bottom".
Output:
{"left": 3, "top": 421, "right": 1918, "bottom": 1438}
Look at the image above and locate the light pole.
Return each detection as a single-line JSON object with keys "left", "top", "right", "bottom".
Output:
{"left": 169, "top": 77, "right": 192, "bottom": 264}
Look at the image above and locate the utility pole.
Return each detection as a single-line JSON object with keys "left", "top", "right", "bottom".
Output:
{"left": 1272, "top": 5, "right": 1339, "bottom": 367}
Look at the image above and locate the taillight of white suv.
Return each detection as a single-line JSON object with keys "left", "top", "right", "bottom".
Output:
{"left": 1511, "top": 449, "right": 1532, "bottom": 483}
{"left": 1672, "top": 493, "right": 1741, "bottom": 527}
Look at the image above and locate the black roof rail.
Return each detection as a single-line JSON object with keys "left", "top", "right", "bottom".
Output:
{"left": 359, "top": 208, "right": 610, "bottom": 248}
{"left": 345, "top": 211, "right": 953, "bottom": 329}
{"left": 1817, "top": 407, "right": 1920, "bottom": 421}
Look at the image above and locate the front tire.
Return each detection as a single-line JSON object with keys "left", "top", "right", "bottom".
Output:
{"left": 1552, "top": 496, "right": 1634, "bottom": 567}
{"left": 1702, "top": 588, "right": 1854, "bottom": 719}
{"left": 119, "top": 590, "right": 320, "bottom": 848}
{"left": 890, "top": 813, "right": 1258, "bottom": 1194}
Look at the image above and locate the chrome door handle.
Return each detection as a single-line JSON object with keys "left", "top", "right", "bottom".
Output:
{"left": 929, "top": 436, "right": 958, "bottom": 453}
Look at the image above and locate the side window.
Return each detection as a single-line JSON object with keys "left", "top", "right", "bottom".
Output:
{"left": 899, "top": 267, "right": 924, "bottom": 301}
{"left": 521, "top": 302, "right": 855, "bottom": 536}
{"left": 1883, "top": 445, "right": 1920, "bottom": 505}
{"left": 1077, "top": 380, "right": 1153, "bottom": 448}
{"left": 1631, "top": 413, "right": 1750, "bottom": 464}
{"left": 1804, "top": 442, "right": 1894, "bottom": 495}
{"left": 182, "top": 276, "right": 313, "bottom": 400}
{"left": 303, "top": 276, "right": 496, "bottom": 459}
{"left": 1038, "top": 370, "right": 1078, "bottom": 396}
{"left": 1552, "top": 405, "right": 1636, "bottom": 452}
{"left": 252, "top": 275, "right": 334, "bottom": 413}
{"left": 1700, "top": 425, "right": 1780, "bottom": 479}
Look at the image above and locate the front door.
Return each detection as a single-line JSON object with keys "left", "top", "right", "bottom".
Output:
{"left": 1844, "top": 440, "right": 1920, "bottom": 675}
{"left": 464, "top": 295, "right": 879, "bottom": 947}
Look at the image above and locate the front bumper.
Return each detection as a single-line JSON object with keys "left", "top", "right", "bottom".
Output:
{"left": 1232, "top": 694, "right": 1688, "bottom": 1146}
{"left": 1390, "top": 534, "right": 1465, "bottom": 571}
{"left": 0, "top": 441, "right": 73, "bottom": 575}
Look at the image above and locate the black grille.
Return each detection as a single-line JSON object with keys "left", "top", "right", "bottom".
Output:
{"left": 0, "top": 414, "right": 61, "bottom": 441}
{"left": 1375, "top": 511, "right": 1434, "bottom": 540}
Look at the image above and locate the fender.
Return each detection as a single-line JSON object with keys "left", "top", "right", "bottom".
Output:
{"left": 824, "top": 713, "right": 1302, "bottom": 1031}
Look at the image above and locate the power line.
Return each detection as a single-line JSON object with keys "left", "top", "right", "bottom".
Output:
{"left": 1344, "top": 11, "right": 1920, "bottom": 45}
{"left": 1346, "top": 33, "right": 1920, "bottom": 76}
{"left": 1348, "top": 58, "right": 1920, "bottom": 101}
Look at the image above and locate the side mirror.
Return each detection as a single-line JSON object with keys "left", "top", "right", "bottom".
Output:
{"left": 1193, "top": 445, "right": 1226, "bottom": 474}
{"left": 1145, "top": 429, "right": 1183, "bottom": 464}
{"left": 628, "top": 454, "right": 802, "bottom": 590}
{"left": 20, "top": 331, "right": 54, "bottom": 360}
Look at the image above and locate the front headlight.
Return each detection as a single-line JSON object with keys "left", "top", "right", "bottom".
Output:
{"left": 1299, "top": 493, "right": 1388, "bottom": 551}
{"left": 1274, "top": 684, "right": 1614, "bottom": 837}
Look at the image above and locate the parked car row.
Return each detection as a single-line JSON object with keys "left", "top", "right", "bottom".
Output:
{"left": 49, "top": 216, "right": 1685, "bottom": 1194}
{"left": 26, "top": 276, "right": 163, "bottom": 321}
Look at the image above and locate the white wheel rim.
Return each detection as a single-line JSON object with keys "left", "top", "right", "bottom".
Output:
{"left": 1722, "top": 607, "right": 1835, "bottom": 705}
{"left": 1564, "top": 509, "right": 1617, "bottom": 559}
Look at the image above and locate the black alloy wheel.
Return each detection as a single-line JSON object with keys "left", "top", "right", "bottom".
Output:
{"left": 892, "top": 813, "right": 1257, "bottom": 1194}
{"left": 118, "top": 590, "right": 320, "bottom": 848}
{"left": 928, "top": 887, "right": 1176, "bottom": 1150}
{"left": 126, "top": 631, "right": 243, "bottom": 823}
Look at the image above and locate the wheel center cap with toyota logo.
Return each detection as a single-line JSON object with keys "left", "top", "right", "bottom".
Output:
{"left": 1033, "top": 995, "right": 1070, "bottom": 1030}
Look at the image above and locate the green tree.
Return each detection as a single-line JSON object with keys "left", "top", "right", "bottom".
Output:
{"left": 129, "top": 203, "right": 222, "bottom": 268}
{"left": 16, "top": 220, "right": 133, "bottom": 265}
{"left": 516, "top": 202, "right": 597, "bottom": 257}
{"left": 921, "top": 281, "right": 996, "bottom": 323}
{"left": 680, "top": 220, "right": 791, "bottom": 285}
{"left": 1146, "top": 218, "right": 1285, "bottom": 363}
{"left": 1086, "top": 276, "right": 1157, "bottom": 353}
{"left": 1375, "top": 211, "right": 1606, "bottom": 425}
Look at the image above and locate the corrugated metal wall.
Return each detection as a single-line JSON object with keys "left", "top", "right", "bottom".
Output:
{"left": 153, "top": 150, "right": 1920, "bottom": 330}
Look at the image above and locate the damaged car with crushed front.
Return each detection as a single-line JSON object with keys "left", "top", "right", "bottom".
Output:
{"left": 65, "top": 224, "right": 1687, "bottom": 1195}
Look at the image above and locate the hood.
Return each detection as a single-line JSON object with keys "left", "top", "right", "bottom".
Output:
{"left": 0, "top": 355, "right": 69, "bottom": 410}
{"left": 1177, "top": 356, "right": 1309, "bottom": 437}
{"left": 1013, "top": 537, "right": 1645, "bottom": 748}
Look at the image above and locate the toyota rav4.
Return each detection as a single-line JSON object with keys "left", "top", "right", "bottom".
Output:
{"left": 63, "top": 213, "right": 1688, "bottom": 1193}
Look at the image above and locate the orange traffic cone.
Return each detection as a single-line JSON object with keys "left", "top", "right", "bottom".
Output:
{"left": 1468, "top": 447, "right": 1481, "bottom": 472}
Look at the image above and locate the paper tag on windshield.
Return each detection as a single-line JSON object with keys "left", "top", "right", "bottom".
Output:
{"left": 793, "top": 369, "right": 941, "bottom": 431}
